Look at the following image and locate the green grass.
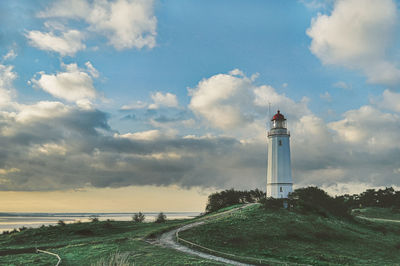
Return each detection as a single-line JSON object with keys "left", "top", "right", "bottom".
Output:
{"left": 0, "top": 219, "right": 222, "bottom": 265}
{"left": 179, "top": 205, "right": 400, "bottom": 265}
{"left": 2, "top": 205, "right": 400, "bottom": 265}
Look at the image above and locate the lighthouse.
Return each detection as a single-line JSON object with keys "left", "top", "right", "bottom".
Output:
{"left": 266, "top": 110, "right": 293, "bottom": 198}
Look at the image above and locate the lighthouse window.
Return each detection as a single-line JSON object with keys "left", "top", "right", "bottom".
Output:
{"left": 278, "top": 140, "right": 282, "bottom": 146}
{"left": 280, "top": 187, "right": 283, "bottom": 192}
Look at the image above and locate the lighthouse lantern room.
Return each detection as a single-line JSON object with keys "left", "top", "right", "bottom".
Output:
{"left": 266, "top": 110, "right": 293, "bottom": 198}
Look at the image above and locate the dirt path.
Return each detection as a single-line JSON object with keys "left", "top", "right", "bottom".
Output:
{"left": 357, "top": 216, "right": 400, "bottom": 223}
{"left": 158, "top": 204, "right": 255, "bottom": 266}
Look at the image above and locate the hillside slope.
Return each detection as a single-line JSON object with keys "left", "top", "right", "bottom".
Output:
{"left": 179, "top": 204, "right": 400, "bottom": 265}
{"left": 0, "top": 219, "right": 222, "bottom": 265}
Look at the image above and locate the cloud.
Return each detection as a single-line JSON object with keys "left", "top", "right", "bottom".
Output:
{"left": 299, "top": 0, "right": 334, "bottom": 10}
{"left": 85, "top": 61, "right": 99, "bottom": 78}
{"left": 0, "top": 168, "right": 20, "bottom": 175}
{"left": 120, "top": 101, "right": 148, "bottom": 110}
{"left": 329, "top": 105, "right": 400, "bottom": 150}
{"left": 189, "top": 70, "right": 255, "bottom": 130}
{"left": 320, "top": 91, "right": 332, "bottom": 101}
{"left": 0, "top": 107, "right": 267, "bottom": 190}
{"left": 0, "top": 64, "right": 17, "bottom": 107}
{"left": 30, "top": 62, "right": 98, "bottom": 106}
{"left": 290, "top": 108, "right": 400, "bottom": 189}
{"left": 373, "top": 89, "right": 400, "bottom": 112}
{"left": 1, "top": 64, "right": 399, "bottom": 194}
{"left": 121, "top": 92, "right": 179, "bottom": 112}
{"left": 38, "top": 0, "right": 157, "bottom": 50}
{"left": 38, "top": 0, "right": 91, "bottom": 19}
{"left": 1, "top": 101, "right": 398, "bottom": 193}
{"left": 0, "top": 97, "right": 398, "bottom": 193}
{"left": 307, "top": 0, "right": 400, "bottom": 87}
{"left": 2, "top": 49, "right": 17, "bottom": 61}
{"left": 116, "top": 129, "right": 164, "bottom": 141}
{"left": 149, "top": 92, "right": 179, "bottom": 109}
{"left": 15, "top": 101, "right": 71, "bottom": 124}
{"left": 0, "top": 103, "right": 112, "bottom": 190}
{"left": 253, "top": 85, "right": 310, "bottom": 120}
{"left": 333, "top": 81, "right": 351, "bottom": 90}
{"left": 88, "top": 0, "right": 157, "bottom": 50}
{"left": 320, "top": 182, "right": 399, "bottom": 196}
{"left": 189, "top": 69, "right": 310, "bottom": 131}
{"left": 26, "top": 29, "right": 86, "bottom": 56}
{"left": 33, "top": 143, "right": 67, "bottom": 156}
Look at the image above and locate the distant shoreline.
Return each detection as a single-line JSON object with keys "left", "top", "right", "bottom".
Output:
{"left": 0, "top": 211, "right": 200, "bottom": 217}
{"left": 0, "top": 212, "right": 200, "bottom": 233}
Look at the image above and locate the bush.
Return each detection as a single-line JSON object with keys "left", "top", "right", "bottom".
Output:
{"left": 155, "top": 212, "right": 166, "bottom": 223}
{"left": 132, "top": 212, "right": 145, "bottom": 223}
{"left": 288, "top": 187, "right": 350, "bottom": 218}
{"left": 90, "top": 216, "right": 99, "bottom": 222}
{"left": 57, "top": 220, "right": 66, "bottom": 226}
{"left": 205, "top": 188, "right": 265, "bottom": 213}
{"left": 75, "top": 229, "right": 94, "bottom": 236}
{"left": 260, "top": 197, "right": 285, "bottom": 210}
{"left": 336, "top": 187, "right": 400, "bottom": 209}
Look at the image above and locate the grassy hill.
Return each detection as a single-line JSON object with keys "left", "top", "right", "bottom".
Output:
{"left": 179, "top": 204, "right": 400, "bottom": 265}
{"left": 1, "top": 205, "right": 400, "bottom": 265}
{"left": 0, "top": 219, "right": 222, "bottom": 265}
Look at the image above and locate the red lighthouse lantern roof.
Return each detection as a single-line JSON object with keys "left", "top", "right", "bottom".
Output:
{"left": 272, "top": 110, "right": 285, "bottom": 121}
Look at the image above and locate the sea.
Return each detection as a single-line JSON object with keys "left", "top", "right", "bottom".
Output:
{"left": 0, "top": 212, "right": 200, "bottom": 233}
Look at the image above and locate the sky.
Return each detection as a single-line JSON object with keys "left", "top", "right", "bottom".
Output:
{"left": 0, "top": 0, "right": 400, "bottom": 212}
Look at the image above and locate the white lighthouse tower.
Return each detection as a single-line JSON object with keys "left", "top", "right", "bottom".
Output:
{"left": 266, "top": 110, "right": 293, "bottom": 198}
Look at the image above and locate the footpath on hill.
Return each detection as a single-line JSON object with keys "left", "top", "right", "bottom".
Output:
{"left": 357, "top": 216, "right": 400, "bottom": 223}
{"left": 157, "top": 204, "right": 260, "bottom": 266}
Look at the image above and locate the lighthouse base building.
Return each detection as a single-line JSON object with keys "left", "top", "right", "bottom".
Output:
{"left": 266, "top": 110, "right": 293, "bottom": 198}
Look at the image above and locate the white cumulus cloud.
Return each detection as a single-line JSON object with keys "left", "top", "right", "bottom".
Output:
{"left": 374, "top": 89, "right": 400, "bottom": 112}
{"left": 307, "top": 0, "right": 400, "bottom": 87}
{"left": 189, "top": 70, "right": 255, "bottom": 130}
{"left": 30, "top": 62, "right": 98, "bottom": 105}
{"left": 15, "top": 101, "right": 71, "bottom": 124}
{"left": 189, "top": 69, "right": 310, "bottom": 131}
{"left": 149, "top": 92, "right": 179, "bottom": 109}
{"left": 329, "top": 105, "right": 400, "bottom": 150}
{"left": 38, "top": 0, "right": 157, "bottom": 50}
{"left": 26, "top": 29, "right": 86, "bottom": 56}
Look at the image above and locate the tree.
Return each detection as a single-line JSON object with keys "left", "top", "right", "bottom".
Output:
{"left": 260, "top": 197, "right": 285, "bottom": 210}
{"left": 132, "top": 212, "right": 145, "bottom": 223}
{"left": 344, "top": 187, "right": 400, "bottom": 209}
{"left": 205, "top": 189, "right": 242, "bottom": 213}
{"left": 89, "top": 215, "right": 99, "bottom": 222}
{"left": 57, "top": 220, "right": 66, "bottom": 226}
{"left": 358, "top": 189, "right": 379, "bottom": 207}
{"left": 288, "top": 186, "right": 350, "bottom": 218}
{"left": 205, "top": 189, "right": 266, "bottom": 213}
{"left": 155, "top": 212, "right": 166, "bottom": 223}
